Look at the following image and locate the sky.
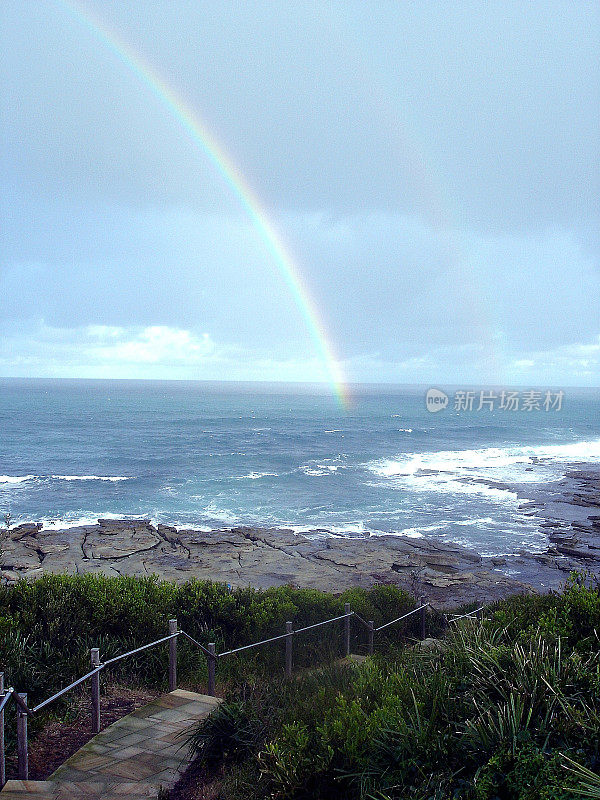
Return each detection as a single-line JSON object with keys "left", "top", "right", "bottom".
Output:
{"left": 1, "top": 0, "right": 599, "bottom": 391}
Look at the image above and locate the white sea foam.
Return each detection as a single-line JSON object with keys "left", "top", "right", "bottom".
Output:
{"left": 235, "top": 471, "right": 278, "bottom": 480}
{"left": 37, "top": 512, "right": 131, "bottom": 530}
{"left": 327, "top": 521, "right": 370, "bottom": 535}
{"left": 366, "top": 438, "right": 600, "bottom": 503}
{"left": 394, "top": 527, "right": 427, "bottom": 538}
{"left": 182, "top": 525, "right": 214, "bottom": 532}
{"left": 382, "top": 524, "right": 440, "bottom": 538}
{"left": 288, "top": 520, "right": 380, "bottom": 538}
{"left": 35, "top": 513, "right": 219, "bottom": 532}
{"left": 370, "top": 439, "right": 600, "bottom": 478}
{"left": 50, "top": 475, "right": 132, "bottom": 482}
{"left": 302, "top": 467, "right": 336, "bottom": 476}
{"left": 0, "top": 475, "right": 35, "bottom": 485}
{"left": 201, "top": 503, "right": 239, "bottom": 524}
{"left": 289, "top": 521, "right": 449, "bottom": 539}
{"left": 0, "top": 474, "right": 132, "bottom": 485}
{"left": 300, "top": 459, "right": 345, "bottom": 476}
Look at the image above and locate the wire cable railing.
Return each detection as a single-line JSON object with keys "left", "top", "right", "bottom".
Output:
{"left": 447, "top": 606, "right": 484, "bottom": 623}
{"left": 219, "top": 630, "right": 294, "bottom": 657}
{"left": 374, "top": 603, "right": 429, "bottom": 632}
{"left": 0, "top": 597, "right": 484, "bottom": 785}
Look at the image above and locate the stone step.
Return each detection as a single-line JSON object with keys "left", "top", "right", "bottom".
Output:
{"left": 1, "top": 690, "right": 221, "bottom": 799}
{"left": 0, "top": 780, "right": 161, "bottom": 798}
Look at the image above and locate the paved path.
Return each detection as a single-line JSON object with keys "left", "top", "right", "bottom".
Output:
{"left": 0, "top": 689, "right": 220, "bottom": 799}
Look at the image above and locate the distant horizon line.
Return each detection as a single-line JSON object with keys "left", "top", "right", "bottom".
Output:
{"left": 0, "top": 376, "right": 597, "bottom": 391}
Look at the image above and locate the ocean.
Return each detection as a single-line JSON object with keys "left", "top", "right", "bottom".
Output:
{"left": 1, "top": 379, "right": 599, "bottom": 557}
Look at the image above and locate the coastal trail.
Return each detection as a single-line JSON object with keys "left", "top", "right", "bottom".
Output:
{"left": 0, "top": 690, "right": 220, "bottom": 799}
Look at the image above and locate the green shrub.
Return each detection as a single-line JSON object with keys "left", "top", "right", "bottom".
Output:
{"left": 3, "top": 572, "right": 600, "bottom": 798}
{"left": 187, "top": 700, "right": 266, "bottom": 767}
{"left": 186, "top": 577, "right": 600, "bottom": 800}
{"left": 489, "top": 573, "right": 600, "bottom": 652}
{"left": 258, "top": 722, "right": 335, "bottom": 799}
{"left": 0, "top": 575, "right": 419, "bottom": 706}
{"left": 469, "top": 745, "right": 578, "bottom": 800}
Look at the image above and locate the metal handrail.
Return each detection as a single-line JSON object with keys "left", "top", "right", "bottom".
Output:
{"left": 293, "top": 611, "right": 352, "bottom": 635}
{"left": 219, "top": 630, "right": 293, "bottom": 657}
{"left": 25, "top": 632, "right": 180, "bottom": 714}
{"left": 352, "top": 611, "right": 371, "bottom": 629}
{"left": 375, "top": 603, "right": 428, "bottom": 632}
{"left": 0, "top": 689, "right": 14, "bottom": 715}
{"left": 179, "top": 630, "right": 212, "bottom": 656}
{"left": 101, "top": 632, "right": 178, "bottom": 668}
{"left": 218, "top": 610, "right": 354, "bottom": 657}
{"left": 448, "top": 607, "right": 484, "bottom": 623}
{"left": 3, "top": 602, "right": 439, "bottom": 718}
{"left": 12, "top": 693, "right": 33, "bottom": 716}
{"left": 33, "top": 667, "right": 103, "bottom": 713}
{"left": 1, "top": 597, "right": 490, "bottom": 788}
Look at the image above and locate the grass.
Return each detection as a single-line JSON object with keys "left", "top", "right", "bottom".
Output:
{"left": 180, "top": 573, "right": 600, "bottom": 800}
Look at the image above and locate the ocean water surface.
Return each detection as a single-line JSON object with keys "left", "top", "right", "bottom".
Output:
{"left": 1, "top": 379, "right": 599, "bottom": 557}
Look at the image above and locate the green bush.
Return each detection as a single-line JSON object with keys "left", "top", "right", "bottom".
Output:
{"left": 488, "top": 573, "right": 600, "bottom": 652}
{"left": 0, "top": 574, "right": 417, "bottom": 710}
{"left": 469, "top": 745, "right": 577, "bottom": 800}
{"left": 188, "top": 577, "right": 600, "bottom": 800}
{"left": 187, "top": 700, "right": 266, "bottom": 767}
{"left": 258, "top": 722, "right": 335, "bottom": 799}
{"left": 4, "top": 572, "right": 599, "bottom": 798}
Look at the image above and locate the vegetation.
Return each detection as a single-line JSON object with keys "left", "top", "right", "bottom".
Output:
{"left": 185, "top": 574, "right": 600, "bottom": 800}
{"left": 2, "top": 572, "right": 599, "bottom": 798}
{"left": 0, "top": 574, "right": 423, "bottom": 750}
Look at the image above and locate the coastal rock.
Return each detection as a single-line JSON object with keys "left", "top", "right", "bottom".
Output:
{"left": 0, "top": 517, "right": 532, "bottom": 607}
{"left": 9, "top": 522, "right": 43, "bottom": 540}
{"left": 3, "top": 467, "right": 600, "bottom": 607}
{"left": 555, "top": 544, "right": 595, "bottom": 560}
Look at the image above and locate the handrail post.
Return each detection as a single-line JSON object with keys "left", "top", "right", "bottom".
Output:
{"left": 16, "top": 693, "right": 28, "bottom": 780}
{"left": 91, "top": 648, "right": 100, "bottom": 734}
{"left": 168, "top": 619, "right": 177, "bottom": 692}
{"left": 285, "top": 622, "right": 293, "bottom": 678}
{"left": 419, "top": 598, "right": 427, "bottom": 640}
{"left": 207, "top": 643, "right": 216, "bottom": 697}
{"left": 0, "top": 673, "right": 5, "bottom": 788}
{"left": 344, "top": 604, "right": 351, "bottom": 658}
{"left": 367, "top": 621, "right": 374, "bottom": 656}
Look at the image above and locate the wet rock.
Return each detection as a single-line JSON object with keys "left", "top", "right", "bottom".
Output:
{"left": 0, "top": 517, "right": 535, "bottom": 607}
{"left": 10, "top": 523, "right": 43, "bottom": 540}
{"left": 3, "top": 466, "right": 600, "bottom": 606}
{"left": 555, "top": 544, "right": 595, "bottom": 560}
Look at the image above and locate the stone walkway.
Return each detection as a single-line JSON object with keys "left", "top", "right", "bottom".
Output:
{"left": 0, "top": 689, "right": 220, "bottom": 799}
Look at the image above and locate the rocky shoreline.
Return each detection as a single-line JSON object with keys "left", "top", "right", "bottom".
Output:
{"left": 2, "top": 466, "right": 599, "bottom": 608}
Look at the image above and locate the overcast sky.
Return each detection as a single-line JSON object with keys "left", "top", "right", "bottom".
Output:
{"left": 1, "top": 0, "right": 598, "bottom": 387}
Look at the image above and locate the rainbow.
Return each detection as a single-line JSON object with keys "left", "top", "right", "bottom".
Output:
{"left": 55, "top": 0, "right": 350, "bottom": 407}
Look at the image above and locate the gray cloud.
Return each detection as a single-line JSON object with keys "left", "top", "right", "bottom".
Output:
{"left": 2, "top": 1, "right": 598, "bottom": 230}
{"left": 1, "top": 1, "right": 598, "bottom": 384}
